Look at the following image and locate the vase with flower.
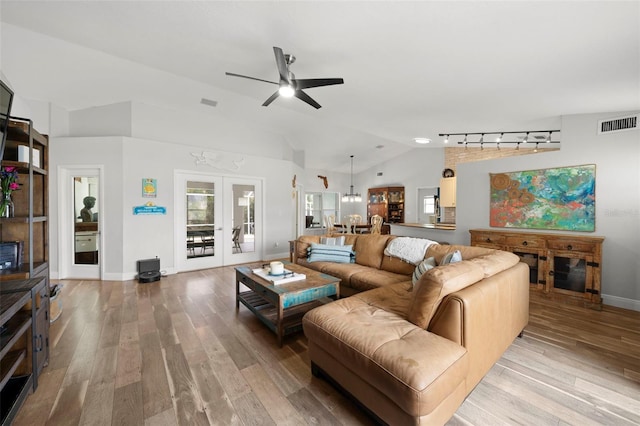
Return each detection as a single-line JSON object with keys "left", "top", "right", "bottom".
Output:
{"left": 1, "top": 166, "right": 19, "bottom": 218}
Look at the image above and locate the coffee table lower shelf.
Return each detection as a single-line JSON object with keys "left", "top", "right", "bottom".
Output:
{"left": 238, "top": 290, "right": 329, "bottom": 343}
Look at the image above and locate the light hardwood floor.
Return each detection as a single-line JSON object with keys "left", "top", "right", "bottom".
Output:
{"left": 13, "top": 266, "right": 640, "bottom": 426}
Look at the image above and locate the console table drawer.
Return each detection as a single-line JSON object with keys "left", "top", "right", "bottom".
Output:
{"left": 471, "top": 233, "right": 506, "bottom": 246}
{"left": 505, "top": 236, "right": 545, "bottom": 249}
{"left": 547, "top": 240, "right": 596, "bottom": 253}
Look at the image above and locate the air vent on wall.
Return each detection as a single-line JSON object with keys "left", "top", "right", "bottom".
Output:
{"left": 598, "top": 113, "right": 638, "bottom": 134}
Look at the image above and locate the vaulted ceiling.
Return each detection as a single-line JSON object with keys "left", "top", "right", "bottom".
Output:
{"left": 1, "top": 1, "right": 638, "bottom": 173}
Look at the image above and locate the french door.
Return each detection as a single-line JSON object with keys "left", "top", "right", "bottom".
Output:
{"left": 175, "top": 172, "right": 262, "bottom": 272}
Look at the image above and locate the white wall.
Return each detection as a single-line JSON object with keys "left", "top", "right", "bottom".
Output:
{"left": 49, "top": 137, "right": 125, "bottom": 278}
{"left": 50, "top": 133, "right": 295, "bottom": 279}
{"left": 455, "top": 111, "right": 639, "bottom": 310}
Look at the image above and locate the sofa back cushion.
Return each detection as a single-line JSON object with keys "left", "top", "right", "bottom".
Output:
{"left": 468, "top": 250, "right": 520, "bottom": 278}
{"left": 353, "top": 234, "right": 392, "bottom": 269}
{"left": 425, "top": 244, "right": 495, "bottom": 264}
{"left": 407, "top": 261, "right": 485, "bottom": 329}
{"left": 295, "top": 235, "right": 321, "bottom": 260}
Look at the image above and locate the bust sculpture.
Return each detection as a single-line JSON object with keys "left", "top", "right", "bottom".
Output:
{"left": 80, "top": 196, "right": 96, "bottom": 222}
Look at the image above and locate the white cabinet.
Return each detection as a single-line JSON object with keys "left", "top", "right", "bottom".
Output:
{"left": 439, "top": 177, "right": 456, "bottom": 207}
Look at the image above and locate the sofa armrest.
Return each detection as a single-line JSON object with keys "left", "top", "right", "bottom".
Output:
{"left": 427, "top": 261, "right": 529, "bottom": 392}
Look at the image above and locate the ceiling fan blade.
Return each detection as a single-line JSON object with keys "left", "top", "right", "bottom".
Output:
{"left": 273, "top": 46, "right": 289, "bottom": 83}
{"left": 295, "top": 90, "right": 322, "bottom": 109}
{"left": 295, "top": 78, "right": 344, "bottom": 90}
{"left": 225, "top": 72, "right": 278, "bottom": 85}
{"left": 262, "top": 91, "right": 280, "bottom": 107}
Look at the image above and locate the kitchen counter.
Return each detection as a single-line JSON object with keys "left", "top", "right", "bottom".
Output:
{"left": 394, "top": 222, "right": 456, "bottom": 231}
{"left": 390, "top": 222, "right": 458, "bottom": 245}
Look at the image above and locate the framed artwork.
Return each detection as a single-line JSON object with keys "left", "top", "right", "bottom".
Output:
{"left": 142, "top": 178, "right": 157, "bottom": 198}
{"left": 490, "top": 164, "right": 595, "bottom": 232}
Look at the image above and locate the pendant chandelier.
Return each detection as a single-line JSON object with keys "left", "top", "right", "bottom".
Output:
{"left": 342, "top": 155, "right": 362, "bottom": 203}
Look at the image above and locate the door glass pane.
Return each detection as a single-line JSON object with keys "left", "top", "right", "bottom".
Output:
{"left": 232, "top": 184, "right": 255, "bottom": 253}
{"left": 74, "top": 176, "right": 99, "bottom": 265}
{"left": 514, "top": 251, "right": 539, "bottom": 285}
{"left": 553, "top": 256, "right": 586, "bottom": 292}
{"left": 304, "top": 192, "right": 340, "bottom": 229}
{"left": 187, "top": 181, "right": 215, "bottom": 258}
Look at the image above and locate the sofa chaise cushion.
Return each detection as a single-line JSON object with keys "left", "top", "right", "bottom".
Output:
{"left": 303, "top": 293, "right": 469, "bottom": 418}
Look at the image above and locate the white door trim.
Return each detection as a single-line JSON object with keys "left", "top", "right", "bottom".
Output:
{"left": 58, "top": 165, "right": 105, "bottom": 279}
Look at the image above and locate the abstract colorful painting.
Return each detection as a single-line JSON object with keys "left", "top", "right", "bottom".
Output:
{"left": 490, "top": 165, "right": 595, "bottom": 231}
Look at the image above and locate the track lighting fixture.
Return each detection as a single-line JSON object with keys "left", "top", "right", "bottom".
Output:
{"left": 437, "top": 130, "right": 560, "bottom": 150}
{"left": 534, "top": 143, "right": 539, "bottom": 153}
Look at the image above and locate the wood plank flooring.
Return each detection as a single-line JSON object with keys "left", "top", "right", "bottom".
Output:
{"left": 13, "top": 266, "right": 640, "bottom": 425}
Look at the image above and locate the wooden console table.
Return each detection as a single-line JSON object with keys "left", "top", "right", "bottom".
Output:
{"left": 470, "top": 229, "right": 604, "bottom": 308}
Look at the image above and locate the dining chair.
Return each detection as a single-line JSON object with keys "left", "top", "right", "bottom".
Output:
{"left": 348, "top": 215, "right": 360, "bottom": 234}
{"left": 232, "top": 226, "right": 243, "bottom": 253}
{"left": 201, "top": 229, "right": 215, "bottom": 254}
{"left": 187, "top": 234, "right": 196, "bottom": 256}
{"left": 325, "top": 214, "right": 336, "bottom": 233}
{"left": 370, "top": 214, "right": 383, "bottom": 235}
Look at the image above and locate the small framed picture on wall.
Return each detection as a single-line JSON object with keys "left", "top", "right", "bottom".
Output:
{"left": 142, "top": 178, "right": 157, "bottom": 198}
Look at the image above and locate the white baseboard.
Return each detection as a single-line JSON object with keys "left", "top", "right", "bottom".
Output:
{"left": 602, "top": 294, "right": 640, "bottom": 312}
{"left": 264, "top": 251, "right": 291, "bottom": 261}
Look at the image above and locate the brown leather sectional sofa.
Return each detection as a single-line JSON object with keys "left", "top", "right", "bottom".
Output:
{"left": 294, "top": 234, "right": 529, "bottom": 425}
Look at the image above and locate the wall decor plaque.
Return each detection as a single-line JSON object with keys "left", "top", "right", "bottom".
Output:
{"left": 490, "top": 164, "right": 595, "bottom": 232}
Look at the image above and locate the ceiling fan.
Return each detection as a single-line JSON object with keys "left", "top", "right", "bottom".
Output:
{"left": 225, "top": 46, "right": 344, "bottom": 109}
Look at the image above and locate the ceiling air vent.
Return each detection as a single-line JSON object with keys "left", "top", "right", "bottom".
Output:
{"left": 598, "top": 113, "right": 638, "bottom": 134}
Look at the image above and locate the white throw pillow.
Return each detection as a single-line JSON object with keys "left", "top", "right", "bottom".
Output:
{"left": 412, "top": 257, "right": 437, "bottom": 287}
{"left": 320, "top": 236, "right": 345, "bottom": 246}
{"left": 440, "top": 250, "right": 462, "bottom": 265}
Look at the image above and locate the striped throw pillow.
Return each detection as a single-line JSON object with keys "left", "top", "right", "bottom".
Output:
{"left": 412, "top": 257, "right": 437, "bottom": 287}
{"left": 307, "top": 243, "right": 355, "bottom": 263}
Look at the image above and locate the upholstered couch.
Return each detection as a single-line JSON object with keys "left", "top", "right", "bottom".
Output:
{"left": 293, "top": 234, "right": 431, "bottom": 297}
{"left": 298, "top": 236, "right": 529, "bottom": 425}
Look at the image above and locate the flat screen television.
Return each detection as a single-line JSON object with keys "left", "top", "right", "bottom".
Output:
{"left": 0, "top": 79, "right": 15, "bottom": 164}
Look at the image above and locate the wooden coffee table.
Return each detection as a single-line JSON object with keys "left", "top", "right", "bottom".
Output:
{"left": 235, "top": 262, "right": 340, "bottom": 346}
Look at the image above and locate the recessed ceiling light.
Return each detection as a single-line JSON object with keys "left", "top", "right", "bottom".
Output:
{"left": 414, "top": 138, "right": 431, "bottom": 144}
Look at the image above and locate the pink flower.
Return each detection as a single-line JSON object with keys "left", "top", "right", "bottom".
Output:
{"left": 9, "top": 182, "right": 19, "bottom": 191}
{"left": 4, "top": 166, "right": 16, "bottom": 173}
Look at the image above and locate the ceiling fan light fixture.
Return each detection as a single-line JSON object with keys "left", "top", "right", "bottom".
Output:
{"left": 278, "top": 85, "right": 295, "bottom": 98}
